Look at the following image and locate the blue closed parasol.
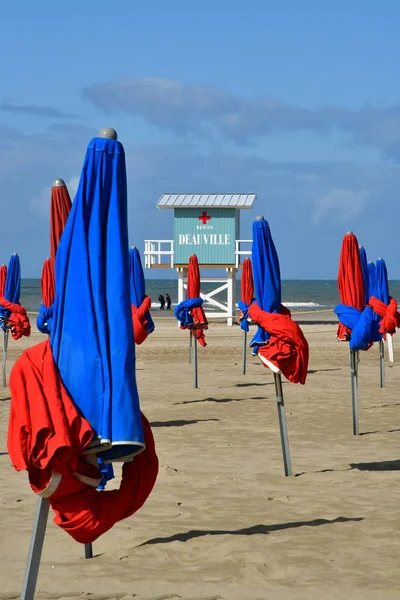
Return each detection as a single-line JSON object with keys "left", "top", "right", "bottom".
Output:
{"left": 359, "top": 247, "right": 369, "bottom": 304}
{"left": 251, "top": 216, "right": 292, "bottom": 476}
{"left": 375, "top": 259, "right": 390, "bottom": 305}
{"left": 368, "top": 262, "right": 377, "bottom": 299}
{"left": 375, "top": 258, "right": 390, "bottom": 387}
{"left": 249, "top": 219, "right": 281, "bottom": 350}
{"left": 0, "top": 254, "right": 21, "bottom": 387}
{"left": 50, "top": 130, "right": 144, "bottom": 462}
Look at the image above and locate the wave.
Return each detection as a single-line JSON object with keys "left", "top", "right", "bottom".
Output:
{"left": 282, "top": 302, "right": 324, "bottom": 308}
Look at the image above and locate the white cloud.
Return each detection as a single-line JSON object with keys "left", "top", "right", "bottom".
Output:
{"left": 30, "top": 175, "right": 80, "bottom": 217}
{"left": 312, "top": 188, "right": 368, "bottom": 225}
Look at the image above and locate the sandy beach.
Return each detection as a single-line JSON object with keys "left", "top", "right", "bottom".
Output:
{"left": 1, "top": 313, "right": 400, "bottom": 600}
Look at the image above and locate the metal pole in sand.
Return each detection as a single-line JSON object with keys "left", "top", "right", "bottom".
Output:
{"left": 85, "top": 543, "right": 93, "bottom": 559}
{"left": 350, "top": 349, "right": 359, "bottom": 435}
{"left": 3, "top": 327, "right": 9, "bottom": 387}
{"left": 21, "top": 497, "right": 50, "bottom": 600}
{"left": 242, "top": 329, "right": 247, "bottom": 375}
{"left": 189, "top": 330, "right": 192, "bottom": 364}
{"left": 274, "top": 372, "right": 292, "bottom": 476}
{"left": 193, "top": 332, "right": 198, "bottom": 389}
{"left": 379, "top": 339, "right": 385, "bottom": 388}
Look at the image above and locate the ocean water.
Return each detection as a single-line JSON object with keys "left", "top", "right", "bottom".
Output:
{"left": 20, "top": 279, "right": 400, "bottom": 314}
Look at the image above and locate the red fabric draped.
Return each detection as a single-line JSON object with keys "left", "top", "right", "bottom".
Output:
{"left": 41, "top": 259, "right": 55, "bottom": 308}
{"left": 369, "top": 296, "right": 400, "bottom": 335}
{"left": 131, "top": 296, "right": 152, "bottom": 345}
{"left": 49, "top": 414, "right": 158, "bottom": 544}
{"left": 0, "top": 298, "right": 31, "bottom": 340}
{"left": 7, "top": 340, "right": 158, "bottom": 544}
{"left": 8, "top": 340, "right": 93, "bottom": 477}
{"left": 337, "top": 233, "right": 365, "bottom": 340}
{"left": 248, "top": 302, "right": 309, "bottom": 384}
{"left": 0, "top": 265, "right": 7, "bottom": 297}
{"left": 241, "top": 258, "right": 254, "bottom": 305}
{"left": 50, "top": 184, "right": 72, "bottom": 267}
{"left": 187, "top": 255, "right": 208, "bottom": 347}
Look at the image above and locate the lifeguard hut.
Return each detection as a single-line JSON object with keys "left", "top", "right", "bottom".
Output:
{"left": 144, "top": 193, "right": 257, "bottom": 325}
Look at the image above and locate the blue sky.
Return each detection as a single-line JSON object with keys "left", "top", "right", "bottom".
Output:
{"left": 1, "top": 0, "right": 400, "bottom": 278}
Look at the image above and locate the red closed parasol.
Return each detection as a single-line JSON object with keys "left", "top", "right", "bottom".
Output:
{"left": 336, "top": 232, "right": 366, "bottom": 436}
{"left": 0, "top": 265, "right": 7, "bottom": 297}
{"left": 50, "top": 179, "right": 72, "bottom": 268}
{"left": 241, "top": 258, "right": 254, "bottom": 306}
{"left": 187, "top": 255, "right": 208, "bottom": 347}
{"left": 239, "top": 258, "right": 254, "bottom": 375}
{"left": 337, "top": 233, "right": 365, "bottom": 341}
{"left": 41, "top": 259, "right": 55, "bottom": 308}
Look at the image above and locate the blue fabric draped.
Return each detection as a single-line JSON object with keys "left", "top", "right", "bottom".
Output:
{"left": 0, "top": 254, "right": 21, "bottom": 326}
{"left": 50, "top": 136, "right": 144, "bottom": 462}
{"left": 96, "top": 459, "right": 115, "bottom": 491}
{"left": 359, "top": 247, "right": 369, "bottom": 304}
{"left": 238, "top": 299, "right": 253, "bottom": 332}
{"left": 36, "top": 304, "right": 53, "bottom": 335}
{"left": 368, "top": 262, "right": 377, "bottom": 298}
{"left": 334, "top": 304, "right": 382, "bottom": 350}
{"left": 174, "top": 297, "right": 203, "bottom": 328}
{"left": 375, "top": 259, "right": 390, "bottom": 304}
{"left": 250, "top": 218, "right": 281, "bottom": 348}
{"left": 129, "top": 247, "right": 154, "bottom": 334}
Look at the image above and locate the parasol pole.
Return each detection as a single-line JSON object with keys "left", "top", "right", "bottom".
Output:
{"left": 21, "top": 497, "right": 50, "bottom": 600}
{"left": 193, "top": 331, "right": 198, "bottom": 388}
{"left": 350, "top": 349, "right": 359, "bottom": 435}
{"left": 387, "top": 333, "right": 395, "bottom": 363}
{"left": 85, "top": 543, "right": 93, "bottom": 559}
{"left": 379, "top": 339, "right": 385, "bottom": 388}
{"left": 274, "top": 372, "right": 292, "bottom": 476}
{"left": 189, "top": 330, "right": 192, "bottom": 364}
{"left": 242, "top": 329, "right": 247, "bottom": 375}
{"left": 3, "top": 327, "right": 9, "bottom": 387}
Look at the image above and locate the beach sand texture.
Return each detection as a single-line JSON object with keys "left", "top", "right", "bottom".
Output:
{"left": 1, "top": 316, "right": 400, "bottom": 600}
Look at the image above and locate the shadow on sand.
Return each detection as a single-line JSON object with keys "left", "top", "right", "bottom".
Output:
{"left": 150, "top": 419, "right": 219, "bottom": 428}
{"left": 349, "top": 459, "right": 400, "bottom": 471}
{"left": 174, "top": 396, "right": 265, "bottom": 405}
{"left": 139, "top": 516, "right": 363, "bottom": 546}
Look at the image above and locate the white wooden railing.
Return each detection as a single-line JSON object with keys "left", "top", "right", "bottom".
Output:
{"left": 144, "top": 240, "right": 174, "bottom": 268}
{"left": 235, "top": 239, "right": 252, "bottom": 267}
{"left": 144, "top": 239, "right": 252, "bottom": 268}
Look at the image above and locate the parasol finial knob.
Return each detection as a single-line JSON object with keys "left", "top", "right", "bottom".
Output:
{"left": 98, "top": 127, "right": 118, "bottom": 140}
{"left": 255, "top": 215, "right": 265, "bottom": 221}
{"left": 378, "top": 257, "right": 383, "bottom": 260}
{"left": 346, "top": 231, "right": 353, "bottom": 235}
{"left": 359, "top": 245, "right": 364, "bottom": 249}
{"left": 53, "top": 178, "right": 66, "bottom": 187}
{"left": 13, "top": 253, "right": 18, "bottom": 256}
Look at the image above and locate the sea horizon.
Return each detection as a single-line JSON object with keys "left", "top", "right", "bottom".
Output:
{"left": 19, "top": 278, "right": 400, "bottom": 314}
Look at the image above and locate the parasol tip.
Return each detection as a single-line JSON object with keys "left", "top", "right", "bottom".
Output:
{"left": 346, "top": 231, "right": 353, "bottom": 235}
{"left": 255, "top": 215, "right": 265, "bottom": 221}
{"left": 53, "top": 178, "right": 66, "bottom": 187}
{"left": 378, "top": 257, "right": 383, "bottom": 260}
{"left": 98, "top": 127, "right": 118, "bottom": 140}
{"left": 13, "top": 253, "right": 18, "bottom": 256}
{"left": 359, "top": 245, "right": 364, "bottom": 248}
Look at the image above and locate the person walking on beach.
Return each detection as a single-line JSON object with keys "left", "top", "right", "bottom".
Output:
{"left": 165, "top": 293, "right": 172, "bottom": 310}
{"left": 158, "top": 294, "right": 165, "bottom": 310}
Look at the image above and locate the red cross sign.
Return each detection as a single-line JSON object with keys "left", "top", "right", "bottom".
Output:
{"left": 198, "top": 211, "right": 211, "bottom": 225}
